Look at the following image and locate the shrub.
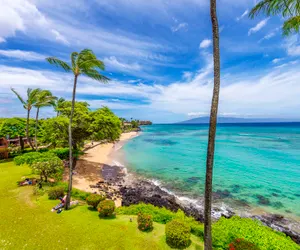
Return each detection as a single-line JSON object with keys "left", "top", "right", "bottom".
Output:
{"left": 212, "top": 216, "right": 300, "bottom": 250}
{"left": 165, "top": 219, "right": 191, "bottom": 249}
{"left": 48, "top": 186, "right": 64, "bottom": 200}
{"left": 137, "top": 213, "right": 153, "bottom": 231}
{"left": 56, "top": 182, "right": 90, "bottom": 200}
{"left": 189, "top": 221, "right": 204, "bottom": 238}
{"left": 31, "top": 158, "right": 63, "bottom": 182}
{"left": 228, "top": 238, "right": 260, "bottom": 250}
{"left": 97, "top": 200, "right": 116, "bottom": 217}
{"left": 49, "top": 148, "right": 83, "bottom": 160}
{"left": 86, "top": 194, "right": 106, "bottom": 208}
{"left": 14, "top": 152, "right": 58, "bottom": 166}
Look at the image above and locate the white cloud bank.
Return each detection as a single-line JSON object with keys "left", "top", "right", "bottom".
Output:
{"left": 199, "top": 39, "right": 212, "bottom": 49}
{"left": 248, "top": 18, "right": 269, "bottom": 36}
{"left": 0, "top": 50, "right": 46, "bottom": 61}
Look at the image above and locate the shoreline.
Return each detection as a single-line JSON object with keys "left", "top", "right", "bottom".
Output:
{"left": 70, "top": 130, "right": 300, "bottom": 244}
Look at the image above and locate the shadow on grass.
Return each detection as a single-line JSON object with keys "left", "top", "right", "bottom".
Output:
{"left": 88, "top": 207, "right": 98, "bottom": 212}
{"left": 138, "top": 227, "right": 154, "bottom": 233}
{"left": 98, "top": 214, "right": 117, "bottom": 220}
{"left": 166, "top": 239, "right": 192, "bottom": 249}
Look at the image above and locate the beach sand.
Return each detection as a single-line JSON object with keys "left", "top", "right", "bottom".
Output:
{"left": 64, "top": 131, "right": 138, "bottom": 207}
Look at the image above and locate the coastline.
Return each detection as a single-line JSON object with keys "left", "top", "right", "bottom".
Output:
{"left": 70, "top": 130, "right": 300, "bottom": 244}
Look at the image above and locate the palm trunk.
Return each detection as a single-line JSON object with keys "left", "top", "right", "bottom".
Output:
{"left": 26, "top": 109, "right": 34, "bottom": 150}
{"left": 35, "top": 107, "right": 40, "bottom": 151}
{"left": 65, "top": 75, "right": 78, "bottom": 210}
{"left": 204, "top": 0, "right": 221, "bottom": 249}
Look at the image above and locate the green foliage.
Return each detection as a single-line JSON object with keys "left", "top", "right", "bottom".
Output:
{"left": 0, "top": 118, "right": 35, "bottom": 138}
{"left": 57, "top": 182, "right": 90, "bottom": 200}
{"left": 88, "top": 107, "right": 122, "bottom": 142}
{"left": 137, "top": 213, "right": 153, "bottom": 232}
{"left": 14, "top": 152, "right": 58, "bottom": 166}
{"left": 212, "top": 216, "right": 300, "bottom": 250}
{"left": 86, "top": 193, "right": 106, "bottom": 208}
{"left": 165, "top": 219, "right": 191, "bottom": 249}
{"left": 229, "top": 238, "right": 260, "bottom": 250}
{"left": 49, "top": 148, "right": 82, "bottom": 160}
{"left": 48, "top": 186, "right": 65, "bottom": 200}
{"left": 97, "top": 199, "right": 116, "bottom": 217}
{"left": 131, "top": 119, "right": 139, "bottom": 128}
{"left": 31, "top": 158, "right": 63, "bottom": 181}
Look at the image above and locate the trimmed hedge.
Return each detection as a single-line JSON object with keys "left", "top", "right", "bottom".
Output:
{"left": 14, "top": 152, "right": 59, "bottom": 166}
{"left": 165, "top": 219, "right": 191, "bottom": 249}
{"left": 137, "top": 213, "right": 153, "bottom": 231}
{"left": 86, "top": 194, "right": 106, "bottom": 208}
{"left": 212, "top": 216, "right": 300, "bottom": 250}
{"left": 48, "top": 186, "right": 64, "bottom": 200}
{"left": 97, "top": 200, "right": 116, "bottom": 217}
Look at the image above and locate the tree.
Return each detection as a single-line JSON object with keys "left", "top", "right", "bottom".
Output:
{"left": 249, "top": 0, "right": 300, "bottom": 36}
{"left": 54, "top": 97, "right": 66, "bottom": 117}
{"left": 34, "top": 90, "right": 57, "bottom": 151}
{"left": 204, "top": 0, "right": 221, "bottom": 249}
{"left": 31, "top": 157, "right": 63, "bottom": 182}
{"left": 11, "top": 88, "right": 41, "bottom": 150}
{"left": 46, "top": 49, "right": 109, "bottom": 209}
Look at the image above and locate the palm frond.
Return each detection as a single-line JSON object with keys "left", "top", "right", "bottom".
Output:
{"left": 249, "top": 0, "right": 296, "bottom": 18}
{"left": 283, "top": 15, "right": 300, "bottom": 35}
{"left": 77, "top": 49, "right": 105, "bottom": 70}
{"left": 82, "top": 69, "right": 110, "bottom": 83}
{"left": 11, "top": 88, "right": 26, "bottom": 105}
{"left": 71, "top": 52, "right": 79, "bottom": 70}
{"left": 46, "top": 57, "right": 72, "bottom": 72}
{"left": 35, "top": 90, "right": 57, "bottom": 108}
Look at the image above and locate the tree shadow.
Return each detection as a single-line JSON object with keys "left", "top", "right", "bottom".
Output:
{"left": 88, "top": 207, "right": 98, "bottom": 212}
{"left": 98, "top": 214, "right": 116, "bottom": 220}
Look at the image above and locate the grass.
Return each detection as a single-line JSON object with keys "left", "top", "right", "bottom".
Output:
{"left": 0, "top": 161, "right": 204, "bottom": 250}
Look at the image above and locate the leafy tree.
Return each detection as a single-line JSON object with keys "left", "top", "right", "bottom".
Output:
{"left": 34, "top": 90, "right": 57, "bottom": 150}
{"left": 54, "top": 97, "right": 66, "bottom": 117}
{"left": 11, "top": 88, "right": 41, "bottom": 150}
{"left": 131, "top": 119, "right": 139, "bottom": 128}
{"left": 204, "top": 0, "right": 221, "bottom": 249}
{"left": 88, "top": 107, "right": 122, "bottom": 142}
{"left": 249, "top": 0, "right": 300, "bottom": 36}
{"left": 47, "top": 49, "right": 109, "bottom": 209}
{"left": 31, "top": 158, "right": 63, "bottom": 182}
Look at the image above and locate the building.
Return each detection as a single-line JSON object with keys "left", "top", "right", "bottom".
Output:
{"left": 0, "top": 137, "right": 9, "bottom": 159}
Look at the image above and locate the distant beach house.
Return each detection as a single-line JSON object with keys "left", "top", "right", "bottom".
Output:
{"left": 0, "top": 137, "right": 9, "bottom": 159}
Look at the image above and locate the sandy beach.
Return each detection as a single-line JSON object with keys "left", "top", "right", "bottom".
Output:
{"left": 64, "top": 131, "right": 139, "bottom": 206}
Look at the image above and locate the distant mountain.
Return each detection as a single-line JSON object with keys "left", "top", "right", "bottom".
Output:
{"left": 178, "top": 116, "right": 300, "bottom": 124}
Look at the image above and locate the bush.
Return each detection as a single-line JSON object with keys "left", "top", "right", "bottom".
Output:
{"left": 48, "top": 186, "right": 64, "bottom": 200}
{"left": 31, "top": 158, "right": 63, "bottom": 182}
{"left": 97, "top": 200, "right": 116, "bottom": 217}
{"left": 56, "top": 182, "right": 90, "bottom": 200}
{"left": 212, "top": 216, "right": 300, "bottom": 250}
{"left": 190, "top": 222, "right": 204, "bottom": 238}
{"left": 49, "top": 148, "right": 83, "bottom": 160}
{"left": 228, "top": 238, "right": 260, "bottom": 250}
{"left": 137, "top": 213, "right": 153, "bottom": 231}
{"left": 165, "top": 219, "right": 191, "bottom": 249}
{"left": 14, "top": 152, "right": 58, "bottom": 166}
{"left": 86, "top": 194, "right": 106, "bottom": 208}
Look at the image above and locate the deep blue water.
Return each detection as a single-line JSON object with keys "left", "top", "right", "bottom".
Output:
{"left": 120, "top": 123, "right": 300, "bottom": 218}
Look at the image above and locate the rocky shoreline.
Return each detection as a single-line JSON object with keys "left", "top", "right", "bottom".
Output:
{"left": 98, "top": 164, "right": 300, "bottom": 245}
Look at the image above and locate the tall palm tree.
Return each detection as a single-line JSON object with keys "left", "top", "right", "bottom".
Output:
{"left": 249, "top": 0, "right": 300, "bottom": 36}
{"left": 46, "top": 49, "right": 109, "bottom": 209}
{"left": 54, "top": 97, "right": 66, "bottom": 117}
{"left": 204, "top": 0, "right": 221, "bottom": 249}
{"left": 11, "top": 88, "right": 41, "bottom": 150}
{"left": 34, "top": 90, "right": 57, "bottom": 151}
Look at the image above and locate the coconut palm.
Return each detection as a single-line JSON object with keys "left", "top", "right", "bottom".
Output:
{"left": 11, "top": 88, "right": 41, "bottom": 150}
{"left": 54, "top": 97, "right": 66, "bottom": 117}
{"left": 34, "top": 90, "right": 57, "bottom": 151}
{"left": 249, "top": 0, "right": 300, "bottom": 36}
{"left": 204, "top": 0, "right": 221, "bottom": 249}
{"left": 46, "top": 49, "right": 109, "bottom": 209}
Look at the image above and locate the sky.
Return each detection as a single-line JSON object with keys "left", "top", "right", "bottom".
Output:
{"left": 0, "top": 0, "right": 300, "bottom": 123}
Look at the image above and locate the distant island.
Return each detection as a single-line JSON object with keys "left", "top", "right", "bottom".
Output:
{"left": 178, "top": 116, "right": 300, "bottom": 124}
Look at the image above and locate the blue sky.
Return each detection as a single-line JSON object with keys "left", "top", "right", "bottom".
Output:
{"left": 1, "top": 0, "right": 300, "bottom": 123}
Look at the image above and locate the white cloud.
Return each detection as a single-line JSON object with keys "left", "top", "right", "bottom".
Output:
{"left": 285, "top": 36, "right": 300, "bottom": 56}
{"left": 0, "top": 49, "right": 46, "bottom": 61}
{"left": 199, "top": 39, "right": 212, "bottom": 49}
{"left": 182, "top": 71, "right": 193, "bottom": 81}
{"left": 51, "top": 29, "right": 70, "bottom": 45}
{"left": 272, "top": 58, "right": 283, "bottom": 64}
{"left": 248, "top": 18, "right": 269, "bottom": 36}
{"left": 236, "top": 9, "right": 248, "bottom": 21}
{"left": 104, "top": 56, "right": 142, "bottom": 72}
{"left": 171, "top": 22, "right": 188, "bottom": 32}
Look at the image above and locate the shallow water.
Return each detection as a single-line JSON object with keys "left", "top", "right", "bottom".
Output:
{"left": 118, "top": 123, "right": 300, "bottom": 219}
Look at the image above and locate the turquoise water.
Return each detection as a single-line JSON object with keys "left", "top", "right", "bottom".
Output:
{"left": 120, "top": 124, "right": 300, "bottom": 218}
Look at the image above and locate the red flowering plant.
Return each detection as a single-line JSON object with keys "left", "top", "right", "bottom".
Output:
{"left": 137, "top": 213, "right": 153, "bottom": 232}
{"left": 228, "top": 238, "right": 260, "bottom": 250}
{"left": 97, "top": 199, "right": 116, "bottom": 217}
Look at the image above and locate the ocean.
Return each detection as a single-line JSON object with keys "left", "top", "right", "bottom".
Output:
{"left": 115, "top": 123, "right": 300, "bottom": 220}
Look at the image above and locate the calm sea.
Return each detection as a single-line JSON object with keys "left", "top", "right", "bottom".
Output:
{"left": 118, "top": 123, "right": 300, "bottom": 219}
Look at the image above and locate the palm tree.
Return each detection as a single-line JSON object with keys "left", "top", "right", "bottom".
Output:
{"left": 204, "top": 0, "right": 221, "bottom": 249}
{"left": 11, "top": 88, "right": 41, "bottom": 150}
{"left": 34, "top": 90, "right": 57, "bottom": 151}
{"left": 46, "top": 49, "right": 109, "bottom": 209}
{"left": 249, "top": 0, "right": 300, "bottom": 36}
{"left": 54, "top": 97, "right": 66, "bottom": 117}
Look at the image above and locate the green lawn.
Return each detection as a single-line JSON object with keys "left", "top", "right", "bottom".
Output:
{"left": 0, "top": 161, "right": 203, "bottom": 250}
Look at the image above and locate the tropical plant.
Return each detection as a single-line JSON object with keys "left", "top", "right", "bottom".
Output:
{"left": 165, "top": 219, "right": 191, "bottom": 249}
{"left": 204, "top": 0, "right": 221, "bottom": 249}
{"left": 97, "top": 199, "right": 116, "bottom": 217}
{"left": 46, "top": 49, "right": 109, "bottom": 209}
{"left": 34, "top": 90, "right": 57, "bottom": 150}
{"left": 11, "top": 88, "right": 41, "bottom": 150}
{"left": 249, "top": 0, "right": 300, "bottom": 36}
{"left": 86, "top": 193, "right": 106, "bottom": 208}
{"left": 31, "top": 158, "right": 63, "bottom": 182}
{"left": 54, "top": 97, "right": 65, "bottom": 117}
{"left": 137, "top": 213, "right": 153, "bottom": 231}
